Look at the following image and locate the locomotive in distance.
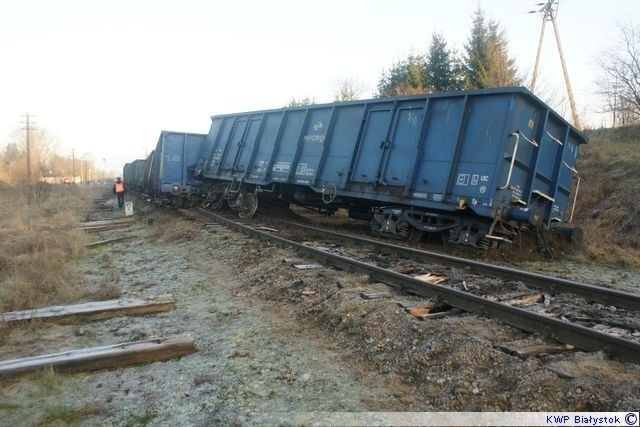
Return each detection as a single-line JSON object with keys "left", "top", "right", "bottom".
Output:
{"left": 123, "top": 86, "right": 586, "bottom": 249}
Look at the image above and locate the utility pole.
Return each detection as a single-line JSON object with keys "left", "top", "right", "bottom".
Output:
{"left": 72, "top": 149, "right": 76, "bottom": 183}
{"left": 21, "top": 114, "right": 37, "bottom": 204}
{"left": 21, "top": 114, "right": 37, "bottom": 185}
{"left": 529, "top": 0, "right": 581, "bottom": 129}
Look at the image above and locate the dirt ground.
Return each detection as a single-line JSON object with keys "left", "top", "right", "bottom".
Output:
{"left": 0, "top": 191, "right": 639, "bottom": 425}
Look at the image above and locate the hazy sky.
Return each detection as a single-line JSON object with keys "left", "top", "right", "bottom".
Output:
{"left": 1, "top": 0, "right": 639, "bottom": 173}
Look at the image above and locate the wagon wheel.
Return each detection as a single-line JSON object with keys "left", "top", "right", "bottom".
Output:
{"left": 407, "top": 227, "right": 424, "bottom": 243}
{"left": 172, "top": 197, "right": 185, "bottom": 209}
{"left": 396, "top": 221, "right": 411, "bottom": 240}
{"left": 204, "top": 190, "right": 225, "bottom": 211}
{"left": 369, "top": 215, "right": 383, "bottom": 235}
{"left": 238, "top": 193, "right": 258, "bottom": 219}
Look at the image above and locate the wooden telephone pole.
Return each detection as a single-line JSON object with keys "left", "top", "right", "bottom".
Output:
{"left": 21, "top": 114, "right": 37, "bottom": 185}
{"left": 21, "top": 114, "right": 37, "bottom": 203}
{"left": 529, "top": 0, "right": 581, "bottom": 128}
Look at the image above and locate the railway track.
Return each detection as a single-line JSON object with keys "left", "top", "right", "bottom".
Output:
{"left": 195, "top": 207, "right": 640, "bottom": 364}
{"left": 258, "top": 215, "right": 640, "bottom": 312}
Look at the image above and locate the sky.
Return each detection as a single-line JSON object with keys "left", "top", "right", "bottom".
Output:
{"left": 1, "top": 0, "right": 639, "bottom": 174}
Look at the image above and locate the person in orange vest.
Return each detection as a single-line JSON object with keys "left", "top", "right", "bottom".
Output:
{"left": 112, "top": 177, "right": 126, "bottom": 208}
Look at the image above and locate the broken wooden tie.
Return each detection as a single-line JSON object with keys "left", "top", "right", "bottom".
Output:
{"left": 414, "top": 273, "right": 447, "bottom": 284}
{"left": 85, "top": 235, "right": 137, "bottom": 248}
{"left": 496, "top": 342, "right": 575, "bottom": 359}
{"left": 0, "top": 335, "right": 196, "bottom": 377}
{"left": 1, "top": 295, "right": 175, "bottom": 323}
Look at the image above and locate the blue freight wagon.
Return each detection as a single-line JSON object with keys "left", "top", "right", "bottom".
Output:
{"left": 133, "top": 159, "right": 147, "bottom": 192}
{"left": 146, "top": 131, "right": 208, "bottom": 206}
{"left": 123, "top": 159, "right": 146, "bottom": 192}
{"left": 196, "top": 86, "right": 586, "bottom": 247}
{"left": 142, "top": 150, "right": 155, "bottom": 194}
{"left": 122, "top": 162, "right": 134, "bottom": 189}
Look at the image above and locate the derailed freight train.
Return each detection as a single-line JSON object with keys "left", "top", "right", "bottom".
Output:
{"left": 124, "top": 131, "right": 209, "bottom": 206}
{"left": 125, "top": 87, "right": 587, "bottom": 248}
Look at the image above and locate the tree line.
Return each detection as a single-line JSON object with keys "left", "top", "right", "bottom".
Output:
{"left": 0, "top": 129, "right": 100, "bottom": 185}
{"left": 378, "top": 8, "right": 520, "bottom": 97}
{"left": 333, "top": 10, "right": 640, "bottom": 127}
{"left": 290, "top": 7, "right": 522, "bottom": 106}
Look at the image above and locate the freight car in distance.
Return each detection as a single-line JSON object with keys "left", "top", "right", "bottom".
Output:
{"left": 192, "top": 87, "right": 585, "bottom": 249}
{"left": 124, "top": 131, "right": 210, "bottom": 206}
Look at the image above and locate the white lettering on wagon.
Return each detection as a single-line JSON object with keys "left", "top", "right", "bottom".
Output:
{"left": 458, "top": 173, "right": 491, "bottom": 187}
{"left": 303, "top": 121, "right": 326, "bottom": 144}
{"left": 303, "top": 134, "right": 325, "bottom": 144}
{"left": 272, "top": 161, "right": 290, "bottom": 173}
{"left": 456, "top": 174, "right": 470, "bottom": 186}
{"left": 295, "top": 163, "right": 315, "bottom": 177}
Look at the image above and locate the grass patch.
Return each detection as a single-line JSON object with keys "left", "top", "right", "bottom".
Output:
{"left": 0, "top": 184, "right": 93, "bottom": 314}
{"left": 37, "top": 402, "right": 102, "bottom": 425}
{"left": 576, "top": 126, "right": 640, "bottom": 266}
{"left": 0, "top": 366, "right": 102, "bottom": 426}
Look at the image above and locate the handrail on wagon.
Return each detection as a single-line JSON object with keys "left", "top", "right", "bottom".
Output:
{"left": 499, "top": 133, "right": 519, "bottom": 190}
{"left": 499, "top": 131, "right": 539, "bottom": 191}
{"left": 518, "top": 132, "right": 540, "bottom": 148}
{"left": 569, "top": 175, "right": 581, "bottom": 224}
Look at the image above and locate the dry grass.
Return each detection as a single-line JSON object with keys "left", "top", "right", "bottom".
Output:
{"left": 574, "top": 126, "right": 640, "bottom": 266}
{"left": 0, "top": 184, "right": 91, "bottom": 313}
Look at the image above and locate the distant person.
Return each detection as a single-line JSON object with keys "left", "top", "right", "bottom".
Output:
{"left": 113, "top": 177, "right": 126, "bottom": 208}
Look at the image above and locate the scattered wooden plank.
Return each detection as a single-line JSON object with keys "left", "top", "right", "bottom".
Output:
{"left": 393, "top": 266, "right": 417, "bottom": 275}
{"left": 294, "top": 263, "right": 324, "bottom": 270}
{"left": 76, "top": 218, "right": 135, "bottom": 227}
{"left": 414, "top": 273, "right": 447, "bottom": 284}
{"left": 497, "top": 342, "right": 575, "bottom": 359}
{"left": 85, "top": 235, "right": 137, "bottom": 248}
{"left": 564, "top": 314, "right": 638, "bottom": 331}
{"left": 1, "top": 295, "right": 175, "bottom": 323}
{"left": 301, "top": 290, "right": 316, "bottom": 296}
{"left": 0, "top": 336, "right": 196, "bottom": 377}
{"left": 255, "top": 226, "right": 278, "bottom": 233}
{"left": 502, "top": 294, "right": 545, "bottom": 306}
{"left": 406, "top": 306, "right": 432, "bottom": 317}
{"left": 360, "top": 292, "right": 389, "bottom": 300}
{"left": 545, "top": 365, "right": 577, "bottom": 380}
{"left": 415, "top": 308, "right": 463, "bottom": 320}
{"left": 78, "top": 223, "right": 134, "bottom": 233}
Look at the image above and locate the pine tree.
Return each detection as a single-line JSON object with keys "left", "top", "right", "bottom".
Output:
{"left": 377, "top": 54, "right": 427, "bottom": 97}
{"left": 463, "top": 7, "right": 520, "bottom": 89}
{"left": 424, "top": 32, "right": 458, "bottom": 92}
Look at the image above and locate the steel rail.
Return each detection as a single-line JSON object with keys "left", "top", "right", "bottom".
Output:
{"left": 258, "top": 217, "right": 640, "bottom": 312}
{"left": 197, "top": 208, "right": 640, "bottom": 364}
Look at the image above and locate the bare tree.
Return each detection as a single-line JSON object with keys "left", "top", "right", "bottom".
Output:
{"left": 3, "top": 127, "right": 59, "bottom": 184}
{"left": 333, "top": 77, "right": 366, "bottom": 102}
{"left": 597, "top": 23, "right": 640, "bottom": 125}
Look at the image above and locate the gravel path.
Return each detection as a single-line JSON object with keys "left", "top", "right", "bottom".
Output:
{"left": 0, "top": 202, "right": 419, "bottom": 425}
